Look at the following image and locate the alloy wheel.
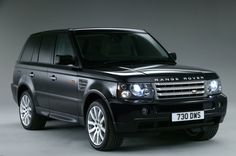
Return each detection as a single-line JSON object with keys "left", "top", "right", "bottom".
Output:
{"left": 20, "top": 95, "right": 32, "bottom": 126}
{"left": 87, "top": 106, "right": 106, "bottom": 146}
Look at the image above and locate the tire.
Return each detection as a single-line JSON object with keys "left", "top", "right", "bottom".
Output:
{"left": 185, "top": 124, "right": 219, "bottom": 141}
{"left": 86, "top": 100, "right": 123, "bottom": 151}
{"left": 19, "top": 91, "right": 46, "bottom": 130}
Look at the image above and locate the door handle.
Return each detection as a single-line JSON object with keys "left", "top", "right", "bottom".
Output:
{"left": 29, "top": 72, "right": 34, "bottom": 77}
{"left": 50, "top": 75, "right": 57, "bottom": 81}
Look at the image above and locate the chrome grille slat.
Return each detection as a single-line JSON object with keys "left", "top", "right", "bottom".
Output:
{"left": 157, "top": 90, "right": 205, "bottom": 97}
{"left": 155, "top": 80, "right": 205, "bottom": 99}
{"left": 156, "top": 85, "right": 204, "bottom": 91}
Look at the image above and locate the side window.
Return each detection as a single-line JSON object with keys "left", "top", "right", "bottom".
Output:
{"left": 31, "top": 35, "right": 41, "bottom": 62}
{"left": 38, "top": 33, "right": 56, "bottom": 64}
{"left": 54, "top": 33, "right": 75, "bottom": 65}
{"left": 20, "top": 35, "right": 41, "bottom": 62}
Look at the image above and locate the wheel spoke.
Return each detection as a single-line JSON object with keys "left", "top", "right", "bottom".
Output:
{"left": 93, "top": 107, "right": 98, "bottom": 120}
{"left": 25, "top": 116, "right": 29, "bottom": 125}
{"left": 100, "top": 116, "right": 104, "bottom": 124}
{"left": 26, "top": 96, "right": 30, "bottom": 106}
{"left": 96, "top": 130, "right": 99, "bottom": 144}
{"left": 20, "top": 113, "right": 23, "bottom": 119}
{"left": 90, "top": 110, "right": 96, "bottom": 121}
{"left": 99, "top": 131, "right": 104, "bottom": 140}
{"left": 92, "top": 131, "right": 97, "bottom": 142}
{"left": 27, "top": 107, "right": 32, "bottom": 111}
{"left": 20, "top": 106, "right": 24, "bottom": 112}
{"left": 27, "top": 113, "right": 32, "bottom": 119}
{"left": 101, "top": 127, "right": 106, "bottom": 133}
{"left": 98, "top": 109, "right": 102, "bottom": 120}
{"left": 88, "top": 127, "right": 96, "bottom": 133}
{"left": 24, "top": 96, "right": 28, "bottom": 106}
{"left": 24, "top": 96, "right": 28, "bottom": 105}
{"left": 22, "top": 96, "right": 26, "bottom": 105}
{"left": 23, "top": 116, "right": 27, "bottom": 125}
{"left": 23, "top": 112, "right": 27, "bottom": 119}
{"left": 88, "top": 120, "right": 96, "bottom": 126}
{"left": 21, "top": 102, "right": 26, "bottom": 109}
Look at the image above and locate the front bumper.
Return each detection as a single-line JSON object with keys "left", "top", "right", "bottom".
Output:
{"left": 109, "top": 94, "right": 227, "bottom": 133}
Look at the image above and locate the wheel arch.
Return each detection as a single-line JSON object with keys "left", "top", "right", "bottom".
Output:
{"left": 83, "top": 90, "right": 115, "bottom": 125}
{"left": 17, "top": 83, "right": 34, "bottom": 106}
{"left": 16, "top": 72, "right": 36, "bottom": 106}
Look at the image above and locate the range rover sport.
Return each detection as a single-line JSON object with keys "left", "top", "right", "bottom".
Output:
{"left": 11, "top": 28, "right": 227, "bottom": 151}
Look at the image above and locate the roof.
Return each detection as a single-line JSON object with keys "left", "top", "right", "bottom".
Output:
{"left": 31, "top": 27, "right": 146, "bottom": 36}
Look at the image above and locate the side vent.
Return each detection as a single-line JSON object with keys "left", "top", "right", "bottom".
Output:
{"left": 78, "top": 79, "right": 88, "bottom": 91}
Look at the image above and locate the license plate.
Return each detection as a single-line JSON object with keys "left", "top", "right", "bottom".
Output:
{"left": 172, "top": 111, "right": 204, "bottom": 122}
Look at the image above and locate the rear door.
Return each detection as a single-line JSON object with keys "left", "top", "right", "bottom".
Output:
{"left": 34, "top": 33, "right": 56, "bottom": 114}
{"left": 19, "top": 34, "right": 49, "bottom": 112}
{"left": 18, "top": 33, "right": 56, "bottom": 116}
{"left": 47, "top": 32, "right": 80, "bottom": 120}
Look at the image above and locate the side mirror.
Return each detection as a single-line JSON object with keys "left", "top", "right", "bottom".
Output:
{"left": 55, "top": 55, "right": 75, "bottom": 65}
{"left": 169, "top": 52, "right": 177, "bottom": 61}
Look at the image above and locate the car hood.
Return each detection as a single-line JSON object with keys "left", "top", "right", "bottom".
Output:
{"left": 98, "top": 64, "right": 213, "bottom": 76}
{"left": 83, "top": 64, "right": 217, "bottom": 82}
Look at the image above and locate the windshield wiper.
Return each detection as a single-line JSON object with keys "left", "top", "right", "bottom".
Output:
{"left": 103, "top": 60, "right": 139, "bottom": 65}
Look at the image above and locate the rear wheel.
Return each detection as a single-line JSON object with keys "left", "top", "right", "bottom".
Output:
{"left": 185, "top": 124, "right": 219, "bottom": 141}
{"left": 86, "top": 100, "right": 123, "bottom": 151}
{"left": 19, "top": 91, "right": 46, "bottom": 130}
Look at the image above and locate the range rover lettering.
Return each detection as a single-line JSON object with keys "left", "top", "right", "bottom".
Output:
{"left": 11, "top": 28, "right": 227, "bottom": 151}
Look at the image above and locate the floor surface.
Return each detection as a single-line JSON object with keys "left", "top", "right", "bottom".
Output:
{"left": 0, "top": 99, "right": 235, "bottom": 156}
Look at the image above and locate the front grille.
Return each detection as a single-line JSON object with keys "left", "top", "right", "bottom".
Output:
{"left": 155, "top": 80, "right": 205, "bottom": 99}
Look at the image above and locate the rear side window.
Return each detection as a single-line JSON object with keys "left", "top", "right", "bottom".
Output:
{"left": 20, "top": 35, "right": 41, "bottom": 62}
{"left": 38, "top": 33, "right": 56, "bottom": 64}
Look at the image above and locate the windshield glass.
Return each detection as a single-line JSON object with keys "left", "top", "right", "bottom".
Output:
{"left": 75, "top": 31, "right": 174, "bottom": 66}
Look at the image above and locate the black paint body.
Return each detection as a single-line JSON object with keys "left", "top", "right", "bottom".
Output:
{"left": 11, "top": 28, "right": 227, "bottom": 134}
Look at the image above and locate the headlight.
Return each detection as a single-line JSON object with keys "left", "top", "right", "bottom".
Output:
{"left": 205, "top": 79, "right": 222, "bottom": 95}
{"left": 118, "top": 83, "right": 154, "bottom": 99}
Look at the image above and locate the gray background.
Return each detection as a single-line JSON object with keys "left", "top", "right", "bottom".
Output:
{"left": 0, "top": 0, "right": 235, "bottom": 155}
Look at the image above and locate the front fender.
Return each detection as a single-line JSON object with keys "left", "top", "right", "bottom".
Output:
{"left": 81, "top": 80, "right": 117, "bottom": 123}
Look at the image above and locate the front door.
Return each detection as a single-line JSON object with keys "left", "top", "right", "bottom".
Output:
{"left": 47, "top": 33, "right": 80, "bottom": 121}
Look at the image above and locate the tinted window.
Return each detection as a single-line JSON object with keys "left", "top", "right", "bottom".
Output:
{"left": 75, "top": 32, "right": 171, "bottom": 62}
{"left": 31, "top": 35, "right": 41, "bottom": 62}
{"left": 38, "top": 33, "right": 56, "bottom": 64}
{"left": 20, "top": 35, "right": 41, "bottom": 62}
{"left": 54, "top": 33, "right": 75, "bottom": 65}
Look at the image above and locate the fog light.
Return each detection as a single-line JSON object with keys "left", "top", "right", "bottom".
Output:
{"left": 218, "top": 102, "right": 222, "bottom": 108}
{"left": 142, "top": 107, "right": 148, "bottom": 116}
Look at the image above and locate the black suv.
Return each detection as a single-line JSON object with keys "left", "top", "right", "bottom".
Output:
{"left": 11, "top": 28, "right": 227, "bottom": 151}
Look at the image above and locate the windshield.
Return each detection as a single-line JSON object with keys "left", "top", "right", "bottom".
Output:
{"left": 75, "top": 31, "right": 174, "bottom": 66}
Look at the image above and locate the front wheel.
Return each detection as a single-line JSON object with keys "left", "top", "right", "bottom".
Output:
{"left": 86, "top": 100, "right": 123, "bottom": 151}
{"left": 185, "top": 124, "right": 219, "bottom": 141}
